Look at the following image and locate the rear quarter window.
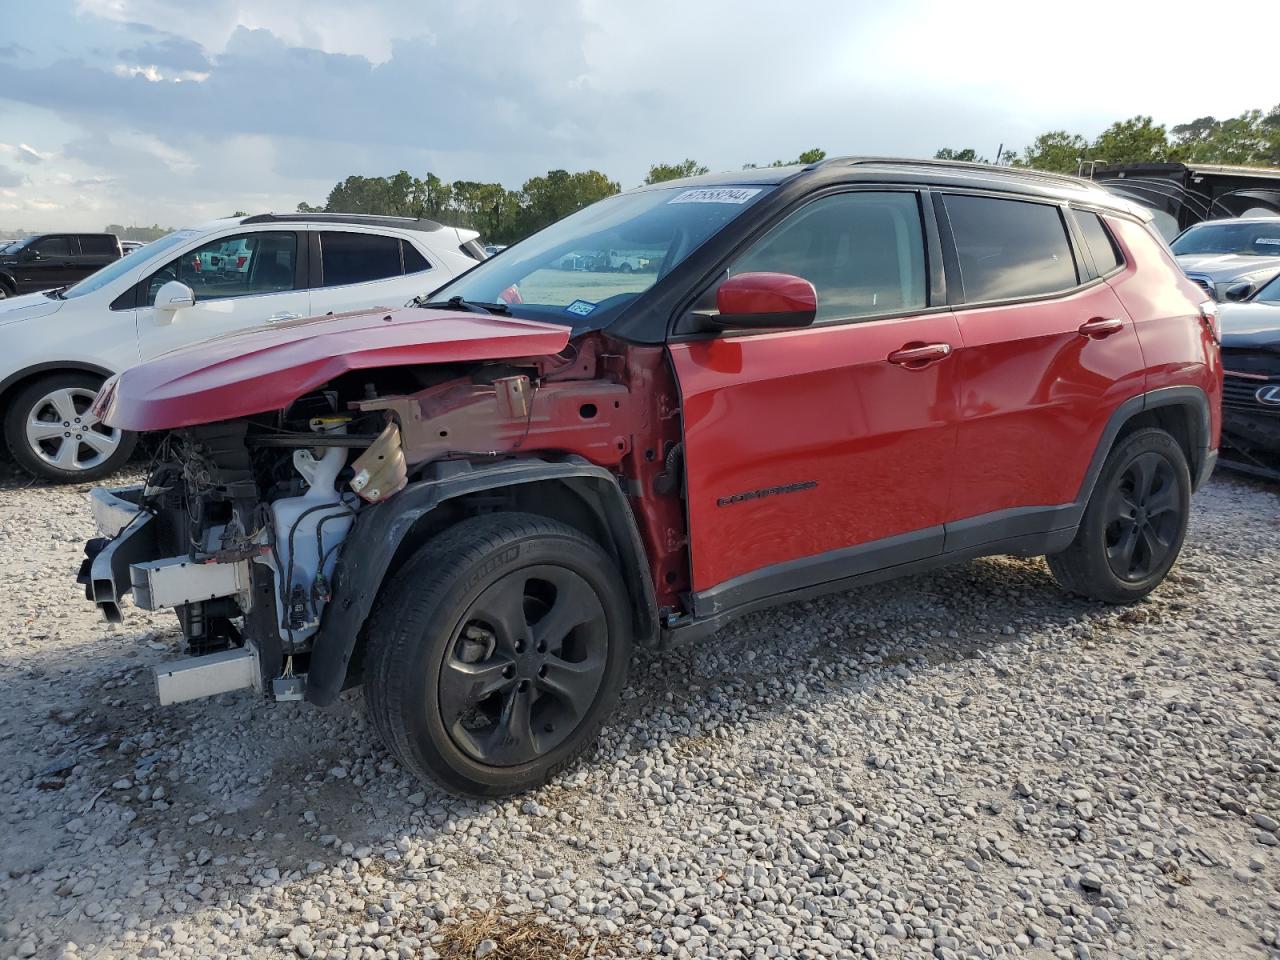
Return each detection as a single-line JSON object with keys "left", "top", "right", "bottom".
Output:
{"left": 1074, "top": 212, "right": 1124, "bottom": 274}
{"left": 402, "top": 240, "right": 431, "bottom": 274}
{"left": 943, "top": 194, "right": 1078, "bottom": 302}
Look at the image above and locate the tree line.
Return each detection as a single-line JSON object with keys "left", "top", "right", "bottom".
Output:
{"left": 937, "top": 104, "right": 1280, "bottom": 172}
{"left": 291, "top": 149, "right": 829, "bottom": 246}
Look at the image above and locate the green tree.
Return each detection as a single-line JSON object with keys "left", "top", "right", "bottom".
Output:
{"left": 1171, "top": 110, "right": 1272, "bottom": 165}
{"left": 516, "top": 169, "right": 620, "bottom": 237}
{"left": 934, "top": 148, "right": 985, "bottom": 163}
{"left": 644, "top": 159, "right": 710, "bottom": 184}
{"left": 1091, "top": 115, "right": 1170, "bottom": 165}
{"left": 1012, "top": 131, "right": 1090, "bottom": 173}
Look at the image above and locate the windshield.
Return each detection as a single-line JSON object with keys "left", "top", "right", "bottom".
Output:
{"left": 427, "top": 185, "right": 772, "bottom": 327}
{"left": 1171, "top": 220, "right": 1280, "bottom": 257}
{"left": 61, "top": 229, "right": 199, "bottom": 299}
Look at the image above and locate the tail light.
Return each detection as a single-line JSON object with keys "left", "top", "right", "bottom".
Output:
{"left": 236, "top": 256, "right": 247, "bottom": 268}
{"left": 1198, "top": 299, "right": 1219, "bottom": 344}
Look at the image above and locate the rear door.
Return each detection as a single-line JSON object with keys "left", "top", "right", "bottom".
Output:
{"left": 72, "top": 235, "right": 121, "bottom": 282}
{"left": 938, "top": 193, "right": 1146, "bottom": 545}
{"left": 307, "top": 230, "right": 450, "bottom": 314}
{"left": 668, "top": 189, "right": 961, "bottom": 609}
{"left": 137, "top": 230, "right": 311, "bottom": 360}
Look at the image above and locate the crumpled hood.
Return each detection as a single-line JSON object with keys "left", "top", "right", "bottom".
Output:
{"left": 0, "top": 291, "right": 64, "bottom": 328}
{"left": 96, "top": 305, "right": 572, "bottom": 432}
{"left": 1175, "top": 252, "right": 1280, "bottom": 284}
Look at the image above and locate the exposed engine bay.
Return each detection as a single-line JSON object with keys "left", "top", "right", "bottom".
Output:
{"left": 80, "top": 335, "right": 687, "bottom": 706}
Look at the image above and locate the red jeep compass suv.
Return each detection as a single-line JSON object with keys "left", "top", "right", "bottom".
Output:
{"left": 80, "top": 158, "right": 1221, "bottom": 797}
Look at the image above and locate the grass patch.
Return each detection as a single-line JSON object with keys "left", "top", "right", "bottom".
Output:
{"left": 436, "top": 909, "right": 624, "bottom": 959}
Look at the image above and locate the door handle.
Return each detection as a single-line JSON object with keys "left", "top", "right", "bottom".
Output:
{"left": 887, "top": 342, "right": 953, "bottom": 368}
{"left": 1078, "top": 316, "right": 1124, "bottom": 338}
{"left": 266, "top": 312, "right": 301, "bottom": 323}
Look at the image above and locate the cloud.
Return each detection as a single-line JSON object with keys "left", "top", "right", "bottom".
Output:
{"left": 0, "top": 11, "right": 606, "bottom": 158}
{"left": 0, "top": 44, "right": 32, "bottom": 59}
{"left": 119, "top": 30, "right": 210, "bottom": 73}
{"left": 0, "top": 166, "right": 23, "bottom": 189}
{"left": 0, "top": 142, "right": 51, "bottom": 164}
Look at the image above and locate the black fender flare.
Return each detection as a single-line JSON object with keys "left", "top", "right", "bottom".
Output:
{"left": 305, "top": 455, "right": 657, "bottom": 706}
{"left": 1076, "top": 385, "right": 1214, "bottom": 504}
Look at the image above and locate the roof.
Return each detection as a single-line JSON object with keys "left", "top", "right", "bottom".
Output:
{"left": 636, "top": 156, "right": 1146, "bottom": 218}
{"left": 239, "top": 212, "right": 445, "bottom": 231}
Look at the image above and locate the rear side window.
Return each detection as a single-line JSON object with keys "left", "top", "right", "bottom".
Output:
{"left": 401, "top": 240, "right": 430, "bottom": 274}
{"left": 943, "top": 195, "right": 1078, "bottom": 302}
{"left": 1074, "top": 212, "right": 1124, "bottom": 274}
{"left": 79, "top": 235, "right": 118, "bottom": 256}
{"left": 730, "top": 191, "right": 928, "bottom": 322}
{"left": 320, "top": 232, "right": 402, "bottom": 287}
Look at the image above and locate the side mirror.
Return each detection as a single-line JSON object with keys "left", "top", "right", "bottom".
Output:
{"left": 22, "top": 248, "right": 41, "bottom": 261}
{"left": 154, "top": 280, "right": 195, "bottom": 320}
{"left": 1223, "top": 280, "right": 1256, "bottom": 302}
{"left": 710, "top": 272, "right": 818, "bottom": 330}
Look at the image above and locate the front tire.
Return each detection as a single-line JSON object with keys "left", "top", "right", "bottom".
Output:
{"left": 364, "top": 512, "right": 632, "bottom": 798}
{"left": 1047, "top": 427, "right": 1190, "bottom": 604}
{"left": 4, "top": 373, "right": 136, "bottom": 482}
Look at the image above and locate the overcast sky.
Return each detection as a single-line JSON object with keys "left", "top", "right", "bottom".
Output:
{"left": 0, "top": 0, "right": 1273, "bottom": 231}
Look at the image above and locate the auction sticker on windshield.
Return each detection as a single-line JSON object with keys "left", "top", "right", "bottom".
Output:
{"left": 669, "top": 188, "right": 762, "bottom": 205}
{"left": 565, "top": 299, "right": 597, "bottom": 317}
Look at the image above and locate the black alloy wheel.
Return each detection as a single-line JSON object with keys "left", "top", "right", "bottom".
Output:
{"left": 364, "top": 512, "right": 632, "bottom": 798}
{"left": 440, "top": 565, "right": 608, "bottom": 767}
{"left": 1047, "top": 426, "right": 1191, "bottom": 604}
{"left": 1103, "top": 451, "right": 1181, "bottom": 582}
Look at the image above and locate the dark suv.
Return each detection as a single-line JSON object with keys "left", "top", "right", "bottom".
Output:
{"left": 79, "top": 158, "right": 1222, "bottom": 797}
{"left": 0, "top": 233, "right": 121, "bottom": 297}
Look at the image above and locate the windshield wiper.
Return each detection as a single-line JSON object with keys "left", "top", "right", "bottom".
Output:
{"left": 42, "top": 286, "right": 68, "bottom": 300}
{"left": 413, "top": 295, "right": 508, "bottom": 315}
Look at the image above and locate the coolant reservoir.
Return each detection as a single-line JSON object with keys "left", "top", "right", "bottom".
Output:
{"left": 267, "top": 445, "right": 354, "bottom": 641}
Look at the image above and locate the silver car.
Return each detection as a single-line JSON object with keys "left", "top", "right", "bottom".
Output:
{"left": 1171, "top": 216, "right": 1280, "bottom": 301}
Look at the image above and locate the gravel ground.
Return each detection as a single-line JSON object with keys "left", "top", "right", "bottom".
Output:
{"left": 0, "top": 460, "right": 1278, "bottom": 960}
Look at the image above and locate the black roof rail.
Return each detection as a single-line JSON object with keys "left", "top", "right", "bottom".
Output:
{"left": 238, "top": 212, "right": 444, "bottom": 231}
{"left": 819, "top": 156, "right": 1093, "bottom": 189}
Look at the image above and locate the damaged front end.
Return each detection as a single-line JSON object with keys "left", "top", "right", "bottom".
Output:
{"left": 77, "top": 317, "right": 685, "bottom": 708}
{"left": 80, "top": 405, "right": 403, "bottom": 704}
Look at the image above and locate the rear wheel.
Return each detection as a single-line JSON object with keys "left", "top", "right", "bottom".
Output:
{"left": 4, "top": 372, "right": 136, "bottom": 483}
{"left": 1047, "top": 427, "right": 1190, "bottom": 603}
{"left": 365, "top": 512, "right": 632, "bottom": 798}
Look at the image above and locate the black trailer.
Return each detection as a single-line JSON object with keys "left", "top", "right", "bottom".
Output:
{"left": 1086, "top": 162, "right": 1280, "bottom": 240}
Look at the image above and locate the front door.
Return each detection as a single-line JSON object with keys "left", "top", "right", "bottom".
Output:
{"left": 15, "top": 235, "right": 76, "bottom": 292}
{"left": 137, "top": 231, "right": 311, "bottom": 361}
{"left": 668, "top": 190, "right": 961, "bottom": 615}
